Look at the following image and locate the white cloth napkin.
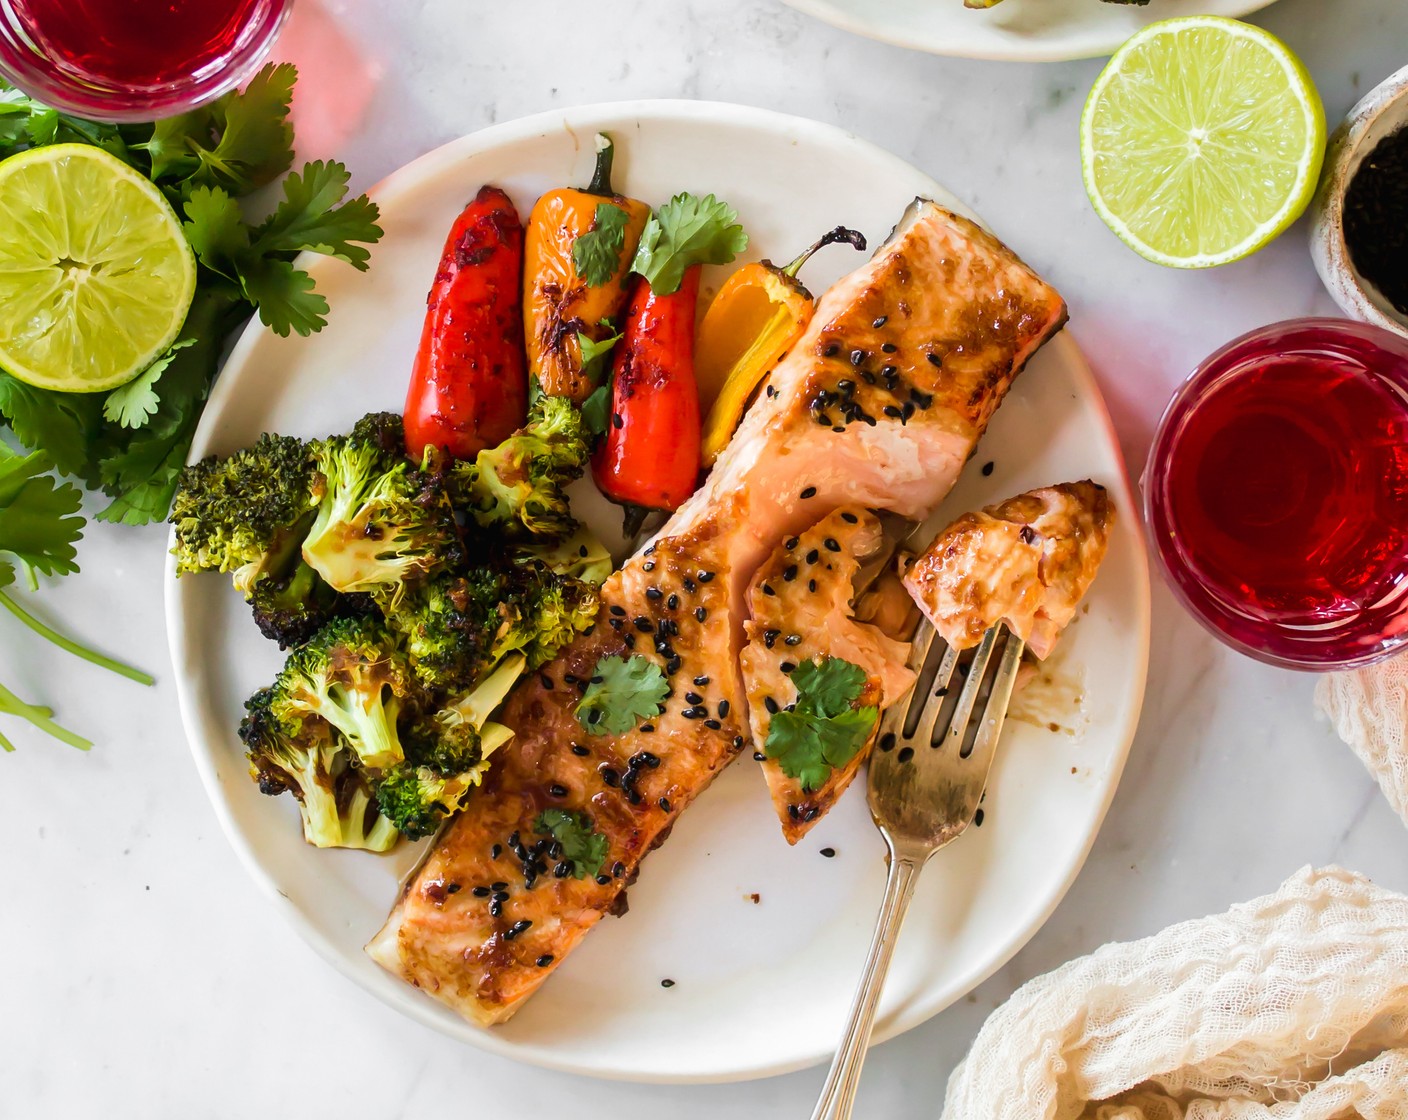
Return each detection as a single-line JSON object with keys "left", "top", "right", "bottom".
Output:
{"left": 1317, "top": 661, "right": 1408, "bottom": 827}
{"left": 940, "top": 867, "right": 1408, "bottom": 1120}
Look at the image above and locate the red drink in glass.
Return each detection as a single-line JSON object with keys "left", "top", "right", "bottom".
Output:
{"left": 0, "top": 0, "right": 290, "bottom": 121}
{"left": 1145, "top": 318, "right": 1408, "bottom": 670}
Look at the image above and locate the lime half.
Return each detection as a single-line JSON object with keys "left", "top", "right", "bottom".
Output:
{"left": 1080, "top": 17, "right": 1326, "bottom": 269}
{"left": 0, "top": 144, "right": 196, "bottom": 392}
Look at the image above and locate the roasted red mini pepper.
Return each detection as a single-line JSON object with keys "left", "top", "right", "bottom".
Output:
{"left": 591, "top": 267, "right": 703, "bottom": 531}
{"left": 404, "top": 184, "right": 528, "bottom": 462}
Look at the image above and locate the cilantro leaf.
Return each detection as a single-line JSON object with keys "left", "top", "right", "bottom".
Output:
{"left": 253, "top": 160, "right": 382, "bottom": 271}
{"left": 764, "top": 656, "right": 878, "bottom": 792}
{"left": 577, "top": 327, "right": 622, "bottom": 438}
{"left": 575, "top": 654, "right": 669, "bottom": 735}
{"left": 580, "top": 383, "right": 613, "bottom": 438}
{"left": 0, "top": 375, "right": 104, "bottom": 478}
{"left": 536, "top": 809, "right": 609, "bottom": 880}
{"left": 102, "top": 340, "right": 197, "bottom": 430}
{"left": 578, "top": 330, "right": 622, "bottom": 372}
{"left": 145, "top": 63, "right": 295, "bottom": 195}
{"left": 182, "top": 185, "right": 249, "bottom": 279}
{"left": 631, "top": 193, "right": 748, "bottom": 296}
{"left": 573, "top": 203, "right": 630, "bottom": 288}
{"left": 0, "top": 446, "right": 84, "bottom": 589}
{"left": 240, "top": 256, "right": 330, "bottom": 337}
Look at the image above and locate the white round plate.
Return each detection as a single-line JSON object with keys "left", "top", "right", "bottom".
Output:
{"left": 166, "top": 100, "right": 1150, "bottom": 1083}
{"left": 779, "top": 0, "right": 1279, "bottom": 62}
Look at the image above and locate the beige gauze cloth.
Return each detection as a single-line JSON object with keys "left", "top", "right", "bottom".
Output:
{"left": 1317, "top": 663, "right": 1408, "bottom": 826}
{"left": 940, "top": 867, "right": 1408, "bottom": 1120}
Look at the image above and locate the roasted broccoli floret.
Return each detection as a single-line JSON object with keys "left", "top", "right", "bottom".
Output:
{"left": 267, "top": 616, "right": 418, "bottom": 770}
{"left": 247, "top": 560, "right": 343, "bottom": 649}
{"left": 455, "top": 395, "right": 589, "bottom": 539}
{"left": 170, "top": 432, "right": 321, "bottom": 592}
{"left": 240, "top": 687, "right": 398, "bottom": 851}
{"left": 379, "top": 566, "right": 506, "bottom": 693}
{"left": 493, "top": 560, "right": 601, "bottom": 669}
{"left": 301, "top": 419, "right": 461, "bottom": 600}
{"left": 373, "top": 656, "right": 523, "bottom": 839}
{"left": 517, "top": 524, "right": 614, "bottom": 586}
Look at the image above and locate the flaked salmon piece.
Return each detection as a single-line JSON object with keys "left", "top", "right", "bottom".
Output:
{"left": 369, "top": 200, "right": 1067, "bottom": 1026}
{"left": 903, "top": 481, "right": 1114, "bottom": 660}
{"left": 740, "top": 507, "right": 914, "bottom": 843}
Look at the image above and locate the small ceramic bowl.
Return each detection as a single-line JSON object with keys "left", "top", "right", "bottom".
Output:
{"left": 1310, "top": 65, "right": 1408, "bottom": 338}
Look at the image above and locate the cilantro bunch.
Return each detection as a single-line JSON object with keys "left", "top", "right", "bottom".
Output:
{"left": 766, "top": 657, "right": 879, "bottom": 792}
{"left": 0, "top": 64, "right": 383, "bottom": 526}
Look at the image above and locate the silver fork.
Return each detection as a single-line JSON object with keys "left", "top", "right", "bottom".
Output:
{"left": 809, "top": 620, "right": 1026, "bottom": 1120}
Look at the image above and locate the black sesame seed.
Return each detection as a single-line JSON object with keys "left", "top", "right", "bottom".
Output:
{"left": 784, "top": 634, "right": 802, "bottom": 646}
{"left": 491, "top": 880, "right": 508, "bottom": 891}
{"left": 902, "top": 401, "right": 916, "bottom": 421}
{"left": 645, "top": 587, "right": 663, "bottom": 601}
{"left": 640, "top": 751, "right": 660, "bottom": 768}
{"left": 491, "top": 844, "right": 502, "bottom": 859}
{"left": 882, "top": 342, "right": 897, "bottom": 353}
{"left": 554, "top": 861, "right": 572, "bottom": 878}
{"left": 704, "top": 718, "right": 722, "bottom": 730}
{"left": 733, "top": 735, "right": 745, "bottom": 748}
{"left": 600, "top": 767, "right": 620, "bottom": 787}
{"left": 824, "top": 537, "right": 841, "bottom": 553}
{"left": 882, "top": 364, "right": 898, "bottom": 376}
{"left": 658, "top": 797, "right": 672, "bottom": 812}
{"left": 666, "top": 656, "right": 682, "bottom": 674}
{"left": 612, "top": 861, "right": 627, "bottom": 878}
{"left": 981, "top": 461, "right": 994, "bottom": 476}
{"left": 849, "top": 349, "right": 867, "bottom": 366}
{"left": 612, "top": 412, "right": 623, "bottom": 429}
{"left": 764, "top": 629, "right": 780, "bottom": 649}
{"left": 754, "top": 752, "right": 767, "bottom": 761}
{"left": 685, "top": 691, "right": 704, "bottom": 705}
{"left": 762, "top": 583, "right": 777, "bottom": 596}
{"left": 974, "top": 808, "right": 986, "bottom": 827}
{"left": 695, "top": 606, "right": 707, "bottom": 622}
{"left": 549, "top": 783, "right": 568, "bottom": 798}
{"left": 642, "top": 560, "right": 656, "bottom": 572}
{"left": 872, "top": 315, "right": 888, "bottom": 328}
{"left": 832, "top": 426, "right": 846, "bottom": 433}
{"left": 816, "top": 412, "right": 832, "bottom": 426}
{"left": 571, "top": 744, "right": 589, "bottom": 757}
{"left": 537, "top": 955, "right": 555, "bottom": 967}
{"left": 787, "top": 804, "right": 800, "bottom": 820}
{"left": 782, "top": 564, "right": 798, "bottom": 582}
{"left": 785, "top": 537, "right": 799, "bottom": 550}
{"left": 639, "top": 723, "right": 655, "bottom": 733}
{"left": 838, "top": 378, "right": 855, "bottom": 395}
{"left": 539, "top": 673, "right": 553, "bottom": 689}
{"left": 698, "top": 570, "right": 715, "bottom": 583}
{"left": 718, "top": 699, "right": 730, "bottom": 717}
{"left": 635, "top": 616, "right": 653, "bottom": 633}
{"left": 1020, "top": 525, "right": 1038, "bottom": 545}
{"left": 765, "top": 697, "right": 780, "bottom": 714}
{"left": 808, "top": 579, "right": 818, "bottom": 593}
{"left": 861, "top": 371, "right": 877, "bottom": 385}
{"left": 694, "top": 675, "right": 710, "bottom": 687}
{"left": 471, "top": 886, "right": 491, "bottom": 898}
{"left": 806, "top": 549, "right": 820, "bottom": 564}
{"left": 780, "top": 661, "right": 796, "bottom": 674}
{"left": 883, "top": 405, "right": 903, "bottom": 420}
{"left": 822, "top": 343, "right": 840, "bottom": 357}
{"left": 493, "top": 890, "right": 509, "bottom": 902}
{"left": 661, "top": 979, "right": 676, "bottom": 988}
{"left": 489, "top": 902, "right": 502, "bottom": 917}
{"left": 802, "top": 807, "right": 820, "bottom": 822}
{"left": 681, "top": 707, "right": 702, "bottom": 720}
{"left": 800, "top": 486, "right": 817, "bottom": 500}
{"left": 666, "top": 593, "right": 679, "bottom": 610}
{"left": 608, "top": 617, "right": 624, "bottom": 631}
{"left": 820, "top": 847, "right": 837, "bottom": 858}
{"left": 841, "top": 511, "right": 859, "bottom": 524}
{"left": 682, "top": 578, "right": 696, "bottom": 592}
{"left": 926, "top": 352, "right": 943, "bottom": 368}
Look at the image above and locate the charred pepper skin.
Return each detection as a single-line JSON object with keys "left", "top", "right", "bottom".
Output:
{"left": 592, "top": 267, "right": 703, "bottom": 520}
{"left": 404, "top": 185, "right": 529, "bottom": 462}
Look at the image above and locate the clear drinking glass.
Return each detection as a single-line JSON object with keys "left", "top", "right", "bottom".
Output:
{"left": 1144, "top": 318, "right": 1408, "bottom": 671}
{"left": 0, "top": 0, "right": 291, "bottom": 122}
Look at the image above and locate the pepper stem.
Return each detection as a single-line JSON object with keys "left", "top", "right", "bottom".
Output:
{"left": 782, "top": 225, "right": 868, "bottom": 279}
{"left": 0, "top": 591, "right": 155, "bottom": 685}
{"left": 586, "top": 133, "right": 617, "bottom": 196}
{"left": 621, "top": 503, "right": 652, "bottom": 541}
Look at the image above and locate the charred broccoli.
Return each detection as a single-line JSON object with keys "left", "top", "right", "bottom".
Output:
{"left": 170, "top": 432, "right": 321, "bottom": 593}
{"left": 494, "top": 560, "right": 601, "bottom": 669}
{"left": 454, "top": 394, "right": 588, "bottom": 539}
{"left": 267, "top": 616, "right": 419, "bottom": 770}
{"left": 517, "top": 524, "right": 613, "bottom": 586}
{"left": 240, "top": 687, "right": 399, "bottom": 851}
{"left": 247, "top": 560, "right": 343, "bottom": 649}
{"left": 372, "top": 655, "right": 522, "bottom": 839}
{"left": 301, "top": 420, "right": 461, "bottom": 600}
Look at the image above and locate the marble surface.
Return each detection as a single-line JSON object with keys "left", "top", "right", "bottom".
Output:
{"left": 4, "top": 0, "right": 1408, "bottom": 1114}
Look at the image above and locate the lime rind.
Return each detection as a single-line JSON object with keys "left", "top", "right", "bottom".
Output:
{"left": 1080, "top": 16, "right": 1327, "bottom": 270}
{"left": 0, "top": 143, "right": 196, "bottom": 392}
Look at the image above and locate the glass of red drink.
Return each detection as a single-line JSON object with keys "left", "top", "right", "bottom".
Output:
{"left": 0, "top": 0, "right": 290, "bottom": 122}
{"left": 1145, "top": 318, "right": 1408, "bottom": 670}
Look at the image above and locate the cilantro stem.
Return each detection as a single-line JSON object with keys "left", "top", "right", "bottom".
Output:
{"left": 0, "top": 680, "right": 92, "bottom": 751}
{"left": 0, "top": 591, "right": 154, "bottom": 685}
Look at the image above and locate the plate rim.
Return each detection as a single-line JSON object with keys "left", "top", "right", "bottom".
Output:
{"left": 164, "top": 98, "right": 1152, "bottom": 1083}
{"left": 776, "top": 0, "right": 1280, "bottom": 62}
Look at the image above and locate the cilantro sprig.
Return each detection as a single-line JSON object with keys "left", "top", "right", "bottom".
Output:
{"left": 575, "top": 653, "right": 669, "bottom": 736}
{"left": 630, "top": 193, "right": 749, "bottom": 296}
{"left": 578, "top": 326, "right": 624, "bottom": 437}
{"left": 0, "top": 444, "right": 152, "bottom": 751}
{"left": 536, "top": 809, "right": 609, "bottom": 880}
{"left": 764, "top": 657, "right": 878, "bottom": 793}
{"left": 0, "top": 64, "right": 383, "bottom": 528}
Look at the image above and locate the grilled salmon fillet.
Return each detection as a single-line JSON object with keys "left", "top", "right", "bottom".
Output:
{"left": 740, "top": 507, "right": 914, "bottom": 843}
{"left": 368, "top": 200, "right": 1068, "bottom": 1025}
{"left": 903, "top": 481, "right": 1114, "bottom": 660}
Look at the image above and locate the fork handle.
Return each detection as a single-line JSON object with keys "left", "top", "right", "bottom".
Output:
{"left": 808, "top": 849, "right": 924, "bottom": 1120}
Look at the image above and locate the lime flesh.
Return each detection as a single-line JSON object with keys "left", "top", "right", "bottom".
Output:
{"left": 0, "top": 143, "right": 196, "bottom": 392}
{"left": 1081, "top": 17, "right": 1326, "bottom": 269}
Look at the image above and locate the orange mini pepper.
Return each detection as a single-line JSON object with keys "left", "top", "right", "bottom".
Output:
{"left": 523, "top": 134, "right": 651, "bottom": 403}
{"left": 696, "top": 226, "right": 866, "bottom": 465}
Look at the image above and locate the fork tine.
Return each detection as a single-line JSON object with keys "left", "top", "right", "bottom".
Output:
{"left": 935, "top": 625, "right": 1000, "bottom": 751}
{"left": 960, "top": 628, "right": 1025, "bottom": 769}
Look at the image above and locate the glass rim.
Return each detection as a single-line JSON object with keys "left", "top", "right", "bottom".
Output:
{"left": 1143, "top": 316, "right": 1408, "bottom": 672}
{"left": 0, "top": 0, "right": 291, "bottom": 123}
